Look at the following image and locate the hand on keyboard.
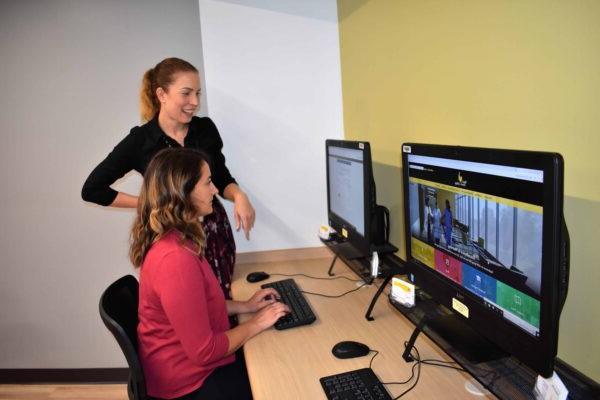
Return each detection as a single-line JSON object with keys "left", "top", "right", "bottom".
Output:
{"left": 261, "top": 279, "right": 317, "bottom": 330}
{"left": 250, "top": 301, "right": 290, "bottom": 331}
{"left": 245, "top": 287, "right": 281, "bottom": 312}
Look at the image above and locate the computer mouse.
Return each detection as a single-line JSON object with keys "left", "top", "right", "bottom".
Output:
{"left": 246, "top": 271, "right": 270, "bottom": 283}
{"left": 332, "top": 341, "right": 371, "bottom": 359}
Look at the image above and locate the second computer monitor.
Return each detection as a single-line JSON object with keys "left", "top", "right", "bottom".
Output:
{"left": 326, "top": 139, "right": 374, "bottom": 259}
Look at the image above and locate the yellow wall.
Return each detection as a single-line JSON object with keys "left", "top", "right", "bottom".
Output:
{"left": 338, "top": 0, "right": 600, "bottom": 382}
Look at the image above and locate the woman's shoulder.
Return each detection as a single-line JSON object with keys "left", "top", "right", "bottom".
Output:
{"left": 144, "top": 232, "right": 201, "bottom": 269}
{"left": 128, "top": 118, "right": 161, "bottom": 140}
{"left": 188, "top": 116, "right": 223, "bottom": 148}
{"left": 190, "top": 116, "right": 220, "bottom": 133}
{"left": 114, "top": 120, "right": 156, "bottom": 149}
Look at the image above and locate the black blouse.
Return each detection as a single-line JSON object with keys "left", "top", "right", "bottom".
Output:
{"left": 81, "top": 116, "right": 236, "bottom": 206}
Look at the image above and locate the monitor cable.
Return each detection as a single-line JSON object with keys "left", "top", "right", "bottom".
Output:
{"left": 270, "top": 272, "right": 363, "bottom": 283}
{"left": 301, "top": 282, "right": 369, "bottom": 298}
{"left": 269, "top": 272, "right": 370, "bottom": 298}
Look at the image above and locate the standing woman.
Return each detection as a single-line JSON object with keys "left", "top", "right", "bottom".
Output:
{"left": 132, "top": 148, "right": 288, "bottom": 399}
{"left": 82, "top": 57, "right": 254, "bottom": 298}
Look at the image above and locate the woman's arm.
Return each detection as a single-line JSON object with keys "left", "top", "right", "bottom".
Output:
{"left": 110, "top": 192, "right": 138, "bottom": 208}
{"left": 223, "top": 302, "right": 289, "bottom": 355}
{"left": 81, "top": 129, "right": 141, "bottom": 207}
{"left": 223, "top": 183, "right": 256, "bottom": 240}
{"left": 225, "top": 288, "right": 279, "bottom": 316}
{"left": 154, "top": 250, "right": 290, "bottom": 363}
{"left": 198, "top": 118, "right": 255, "bottom": 238}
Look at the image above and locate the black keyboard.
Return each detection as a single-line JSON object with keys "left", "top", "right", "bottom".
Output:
{"left": 261, "top": 278, "right": 316, "bottom": 330}
{"left": 320, "top": 368, "right": 392, "bottom": 400}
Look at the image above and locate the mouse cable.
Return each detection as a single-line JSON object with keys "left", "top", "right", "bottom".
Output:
{"left": 368, "top": 349, "right": 380, "bottom": 370}
{"left": 270, "top": 272, "right": 363, "bottom": 283}
{"left": 301, "top": 282, "right": 369, "bottom": 298}
{"left": 388, "top": 345, "right": 423, "bottom": 399}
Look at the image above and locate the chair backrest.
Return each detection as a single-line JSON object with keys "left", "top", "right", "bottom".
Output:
{"left": 99, "top": 275, "right": 147, "bottom": 400}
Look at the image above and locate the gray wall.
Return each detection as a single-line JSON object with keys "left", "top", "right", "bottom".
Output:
{"left": 0, "top": 0, "right": 206, "bottom": 368}
{"left": 0, "top": 0, "right": 343, "bottom": 369}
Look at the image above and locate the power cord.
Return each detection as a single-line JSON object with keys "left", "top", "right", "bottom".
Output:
{"left": 268, "top": 272, "right": 370, "bottom": 298}
{"left": 270, "top": 272, "right": 363, "bottom": 283}
{"left": 380, "top": 344, "right": 423, "bottom": 399}
{"left": 380, "top": 342, "right": 501, "bottom": 399}
{"left": 302, "top": 282, "right": 369, "bottom": 298}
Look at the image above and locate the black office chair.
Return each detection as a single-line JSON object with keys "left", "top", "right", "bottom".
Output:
{"left": 99, "top": 275, "right": 147, "bottom": 400}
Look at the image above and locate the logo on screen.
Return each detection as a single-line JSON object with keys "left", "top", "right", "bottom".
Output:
{"left": 455, "top": 172, "right": 468, "bottom": 187}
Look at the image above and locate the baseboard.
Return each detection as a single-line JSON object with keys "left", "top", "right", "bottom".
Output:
{"left": 236, "top": 245, "right": 332, "bottom": 264}
{"left": 0, "top": 368, "right": 129, "bottom": 384}
{"left": 555, "top": 358, "right": 600, "bottom": 399}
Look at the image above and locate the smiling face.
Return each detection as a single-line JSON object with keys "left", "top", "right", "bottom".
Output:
{"left": 191, "top": 162, "right": 219, "bottom": 217}
{"left": 156, "top": 71, "right": 201, "bottom": 124}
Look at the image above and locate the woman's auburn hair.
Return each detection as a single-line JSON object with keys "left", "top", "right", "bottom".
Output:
{"left": 130, "top": 147, "right": 209, "bottom": 267}
{"left": 140, "top": 57, "right": 198, "bottom": 122}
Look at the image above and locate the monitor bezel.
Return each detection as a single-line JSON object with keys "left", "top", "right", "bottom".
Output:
{"left": 326, "top": 139, "right": 373, "bottom": 257}
{"left": 401, "top": 142, "right": 564, "bottom": 377}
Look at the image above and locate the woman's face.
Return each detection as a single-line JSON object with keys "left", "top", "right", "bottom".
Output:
{"left": 157, "top": 71, "right": 200, "bottom": 124}
{"left": 191, "top": 162, "right": 218, "bottom": 217}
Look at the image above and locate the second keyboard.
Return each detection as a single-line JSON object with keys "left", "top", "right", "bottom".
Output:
{"left": 261, "top": 278, "right": 316, "bottom": 330}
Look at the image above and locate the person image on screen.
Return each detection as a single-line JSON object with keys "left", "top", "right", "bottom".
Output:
{"left": 81, "top": 57, "right": 254, "bottom": 299}
{"left": 131, "top": 148, "right": 289, "bottom": 400}
{"left": 443, "top": 199, "right": 453, "bottom": 247}
{"left": 432, "top": 200, "right": 442, "bottom": 245}
{"left": 423, "top": 197, "right": 433, "bottom": 243}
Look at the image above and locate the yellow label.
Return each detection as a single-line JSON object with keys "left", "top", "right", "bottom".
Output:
{"left": 393, "top": 279, "right": 411, "bottom": 292}
{"left": 452, "top": 298, "right": 469, "bottom": 318}
{"left": 341, "top": 228, "right": 348, "bottom": 238}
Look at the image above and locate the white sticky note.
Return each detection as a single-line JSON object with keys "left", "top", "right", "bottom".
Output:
{"left": 391, "top": 277, "right": 415, "bottom": 307}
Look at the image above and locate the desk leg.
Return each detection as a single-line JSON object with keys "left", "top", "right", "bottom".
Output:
{"left": 365, "top": 273, "right": 394, "bottom": 321}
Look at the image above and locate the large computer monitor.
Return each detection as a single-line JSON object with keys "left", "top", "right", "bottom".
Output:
{"left": 401, "top": 143, "right": 569, "bottom": 378}
{"left": 326, "top": 139, "right": 375, "bottom": 260}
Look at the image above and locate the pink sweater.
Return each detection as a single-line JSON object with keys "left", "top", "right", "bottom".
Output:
{"left": 137, "top": 230, "right": 234, "bottom": 399}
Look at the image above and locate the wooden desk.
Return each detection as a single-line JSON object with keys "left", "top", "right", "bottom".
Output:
{"left": 232, "top": 256, "right": 495, "bottom": 400}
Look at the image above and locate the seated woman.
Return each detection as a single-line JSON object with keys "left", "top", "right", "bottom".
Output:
{"left": 130, "top": 148, "right": 288, "bottom": 400}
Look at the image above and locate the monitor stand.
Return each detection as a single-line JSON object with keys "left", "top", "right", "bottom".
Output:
{"left": 328, "top": 240, "right": 365, "bottom": 260}
{"left": 398, "top": 297, "right": 508, "bottom": 365}
{"left": 321, "top": 238, "right": 372, "bottom": 283}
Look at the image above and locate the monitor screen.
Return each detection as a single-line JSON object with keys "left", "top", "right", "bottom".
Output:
{"left": 328, "top": 145, "right": 366, "bottom": 236}
{"left": 402, "top": 143, "right": 567, "bottom": 377}
{"left": 326, "top": 139, "right": 373, "bottom": 259}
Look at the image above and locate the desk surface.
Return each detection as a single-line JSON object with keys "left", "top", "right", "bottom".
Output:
{"left": 232, "top": 256, "right": 495, "bottom": 400}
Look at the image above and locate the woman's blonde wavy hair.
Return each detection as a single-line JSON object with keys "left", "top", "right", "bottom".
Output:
{"left": 130, "top": 148, "right": 209, "bottom": 268}
{"left": 140, "top": 57, "right": 198, "bottom": 122}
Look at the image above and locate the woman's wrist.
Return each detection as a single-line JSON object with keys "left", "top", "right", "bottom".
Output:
{"left": 232, "top": 190, "right": 247, "bottom": 203}
{"left": 242, "top": 300, "right": 256, "bottom": 314}
{"left": 232, "top": 300, "right": 255, "bottom": 314}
